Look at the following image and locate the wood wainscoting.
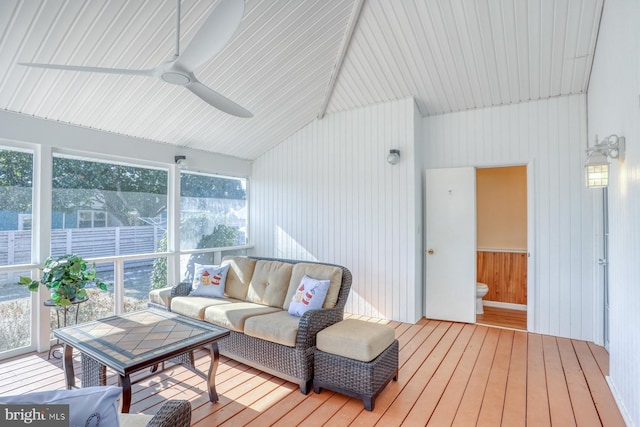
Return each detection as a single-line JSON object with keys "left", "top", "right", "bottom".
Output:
{"left": 477, "top": 250, "right": 527, "bottom": 305}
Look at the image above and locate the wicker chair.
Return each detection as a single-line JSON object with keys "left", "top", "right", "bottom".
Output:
{"left": 170, "top": 256, "right": 352, "bottom": 394}
{"left": 122, "top": 399, "right": 191, "bottom": 427}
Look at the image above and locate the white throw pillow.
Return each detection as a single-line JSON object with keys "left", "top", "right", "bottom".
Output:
{"left": 190, "top": 263, "right": 230, "bottom": 298}
{"left": 0, "top": 385, "right": 121, "bottom": 427}
{"left": 288, "top": 275, "right": 330, "bottom": 317}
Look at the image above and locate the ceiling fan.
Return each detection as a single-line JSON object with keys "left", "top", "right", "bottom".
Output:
{"left": 20, "top": 0, "right": 252, "bottom": 118}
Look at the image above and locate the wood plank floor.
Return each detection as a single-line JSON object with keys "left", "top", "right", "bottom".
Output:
{"left": 476, "top": 306, "right": 528, "bottom": 330}
{"left": 0, "top": 318, "right": 625, "bottom": 426}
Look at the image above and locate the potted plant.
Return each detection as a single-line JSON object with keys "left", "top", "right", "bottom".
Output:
{"left": 19, "top": 254, "right": 110, "bottom": 307}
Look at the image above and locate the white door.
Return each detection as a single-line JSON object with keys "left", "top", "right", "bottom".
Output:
{"left": 425, "top": 167, "right": 476, "bottom": 323}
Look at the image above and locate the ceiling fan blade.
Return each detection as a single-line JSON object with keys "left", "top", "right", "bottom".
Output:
{"left": 19, "top": 62, "right": 154, "bottom": 77}
{"left": 175, "top": 0, "right": 244, "bottom": 72}
{"left": 186, "top": 80, "right": 252, "bottom": 118}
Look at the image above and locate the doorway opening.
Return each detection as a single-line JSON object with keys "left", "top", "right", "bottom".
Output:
{"left": 475, "top": 166, "right": 527, "bottom": 330}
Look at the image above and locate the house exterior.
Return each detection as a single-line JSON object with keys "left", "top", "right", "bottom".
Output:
{"left": 0, "top": 0, "right": 637, "bottom": 424}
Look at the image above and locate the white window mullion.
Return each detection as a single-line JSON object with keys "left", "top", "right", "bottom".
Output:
{"left": 33, "top": 145, "right": 53, "bottom": 352}
{"left": 114, "top": 260, "right": 125, "bottom": 315}
{"left": 167, "top": 164, "right": 181, "bottom": 285}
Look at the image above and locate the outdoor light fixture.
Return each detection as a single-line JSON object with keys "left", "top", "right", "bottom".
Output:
{"left": 387, "top": 149, "right": 400, "bottom": 165}
{"left": 585, "top": 134, "right": 625, "bottom": 188}
{"left": 174, "top": 155, "right": 188, "bottom": 170}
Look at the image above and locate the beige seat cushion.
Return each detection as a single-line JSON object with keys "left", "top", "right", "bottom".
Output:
{"left": 149, "top": 286, "right": 172, "bottom": 308}
{"left": 222, "top": 256, "right": 257, "bottom": 300}
{"left": 284, "top": 263, "right": 343, "bottom": 310}
{"left": 204, "top": 302, "right": 281, "bottom": 332}
{"left": 244, "top": 311, "right": 300, "bottom": 347}
{"left": 317, "top": 319, "right": 395, "bottom": 362}
{"left": 119, "top": 413, "right": 154, "bottom": 427}
{"left": 245, "top": 260, "right": 293, "bottom": 308}
{"left": 171, "top": 296, "right": 237, "bottom": 320}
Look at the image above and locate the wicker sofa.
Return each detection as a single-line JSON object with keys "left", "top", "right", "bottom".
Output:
{"left": 166, "top": 256, "right": 352, "bottom": 394}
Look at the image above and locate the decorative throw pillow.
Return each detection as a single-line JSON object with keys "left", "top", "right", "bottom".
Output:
{"left": 288, "top": 275, "right": 330, "bottom": 317}
{"left": 190, "top": 263, "right": 230, "bottom": 298}
{"left": 0, "top": 385, "right": 121, "bottom": 427}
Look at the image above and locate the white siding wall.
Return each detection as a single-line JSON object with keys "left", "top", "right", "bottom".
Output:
{"left": 588, "top": 0, "right": 640, "bottom": 424}
{"left": 423, "top": 95, "right": 597, "bottom": 341}
{"left": 0, "top": 111, "right": 252, "bottom": 177}
{"left": 251, "top": 98, "right": 423, "bottom": 323}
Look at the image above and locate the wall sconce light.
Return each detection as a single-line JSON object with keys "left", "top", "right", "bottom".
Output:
{"left": 585, "top": 135, "right": 625, "bottom": 188}
{"left": 387, "top": 149, "right": 400, "bottom": 165}
{"left": 174, "top": 155, "right": 188, "bottom": 170}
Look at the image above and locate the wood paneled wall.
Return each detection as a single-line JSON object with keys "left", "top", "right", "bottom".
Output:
{"left": 424, "top": 95, "right": 595, "bottom": 342}
{"left": 250, "top": 98, "right": 423, "bottom": 323}
{"left": 477, "top": 251, "right": 527, "bottom": 305}
{"left": 588, "top": 0, "right": 640, "bottom": 424}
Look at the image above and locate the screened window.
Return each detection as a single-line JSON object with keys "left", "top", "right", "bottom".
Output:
{"left": 0, "top": 149, "right": 33, "bottom": 265}
{"left": 0, "top": 148, "right": 34, "bottom": 353}
{"left": 180, "top": 172, "right": 247, "bottom": 251}
{"left": 51, "top": 157, "right": 168, "bottom": 319}
{"left": 51, "top": 156, "right": 168, "bottom": 258}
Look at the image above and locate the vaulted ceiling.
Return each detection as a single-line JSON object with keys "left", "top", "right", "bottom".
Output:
{"left": 0, "top": 0, "right": 603, "bottom": 160}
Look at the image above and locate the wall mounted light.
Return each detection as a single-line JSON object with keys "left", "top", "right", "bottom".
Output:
{"left": 585, "top": 134, "right": 625, "bottom": 188}
{"left": 174, "top": 155, "right": 188, "bottom": 170}
{"left": 387, "top": 149, "right": 400, "bottom": 165}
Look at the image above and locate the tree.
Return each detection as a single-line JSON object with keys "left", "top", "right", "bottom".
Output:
{"left": 150, "top": 225, "right": 239, "bottom": 289}
{"left": 1, "top": 152, "right": 246, "bottom": 221}
{"left": 0, "top": 150, "right": 33, "bottom": 213}
{"left": 150, "top": 233, "right": 168, "bottom": 290}
{"left": 52, "top": 158, "right": 168, "bottom": 226}
{"left": 181, "top": 173, "right": 245, "bottom": 200}
{"left": 183, "top": 225, "right": 239, "bottom": 282}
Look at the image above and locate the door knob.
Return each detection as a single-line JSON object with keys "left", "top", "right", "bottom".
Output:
{"left": 427, "top": 249, "right": 434, "bottom": 255}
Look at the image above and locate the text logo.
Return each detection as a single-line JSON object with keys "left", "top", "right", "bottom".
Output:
{"left": 1, "top": 405, "right": 68, "bottom": 426}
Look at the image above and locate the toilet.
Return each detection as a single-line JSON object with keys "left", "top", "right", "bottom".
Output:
{"left": 476, "top": 283, "right": 489, "bottom": 314}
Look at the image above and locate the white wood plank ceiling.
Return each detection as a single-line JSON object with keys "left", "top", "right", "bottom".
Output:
{"left": 0, "top": 0, "right": 603, "bottom": 160}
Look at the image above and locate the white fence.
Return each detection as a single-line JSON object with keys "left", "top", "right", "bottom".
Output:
{"left": 0, "top": 225, "right": 162, "bottom": 266}
{"left": 0, "top": 226, "right": 162, "bottom": 289}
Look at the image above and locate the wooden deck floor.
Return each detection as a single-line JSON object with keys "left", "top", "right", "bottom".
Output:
{"left": 476, "top": 306, "right": 528, "bottom": 330}
{"left": 0, "top": 318, "right": 625, "bottom": 426}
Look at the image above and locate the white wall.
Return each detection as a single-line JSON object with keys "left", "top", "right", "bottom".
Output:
{"left": 0, "top": 110, "right": 252, "bottom": 177}
{"left": 588, "top": 0, "right": 640, "bottom": 424}
{"left": 423, "top": 95, "right": 597, "bottom": 342}
{"left": 250, "top": 98, "right": 423, "bottom": 323}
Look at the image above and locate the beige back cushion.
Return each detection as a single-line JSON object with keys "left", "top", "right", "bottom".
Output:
{"left": 221, "top": 256, "right": 257, "bottom": 300}
{"left": 284, "top": 263, "right": 343, "bottom": 310}
{"left": 246, "top": 260, "right": 293, "bottom": 307}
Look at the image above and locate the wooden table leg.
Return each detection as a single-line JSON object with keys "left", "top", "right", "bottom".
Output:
{"left": 207, "top": 342, "right": 220, "bottom": 402}
{"left": 62, "top": 344, "right": 75, "bottom": 389}
{"left": 119, "top": 374, "right": 132, "bottom": 413}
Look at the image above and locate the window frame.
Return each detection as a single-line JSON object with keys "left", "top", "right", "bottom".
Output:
{"left": 179, "top": 170, "right": 249, "bottom": 251}
{"left": 0, "top": 142, "right": 251, "bottom": 360}
{"left": 76, "top": 210, "right": 108, "bottom": 228}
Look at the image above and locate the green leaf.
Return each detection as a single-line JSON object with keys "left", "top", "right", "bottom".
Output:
{"left": 58, "top": 298, "right": 72, "bottom": 307}
{"left": 26, "top": 254, "right": 110, "bottom": 305}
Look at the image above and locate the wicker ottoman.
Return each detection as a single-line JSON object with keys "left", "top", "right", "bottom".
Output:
{"left": 313, "top": 319, "right": 398, "bottom": 411}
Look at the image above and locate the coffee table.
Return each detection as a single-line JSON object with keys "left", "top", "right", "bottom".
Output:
{"left": 54, "top": 309, "right": 229, "bottom": 413}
